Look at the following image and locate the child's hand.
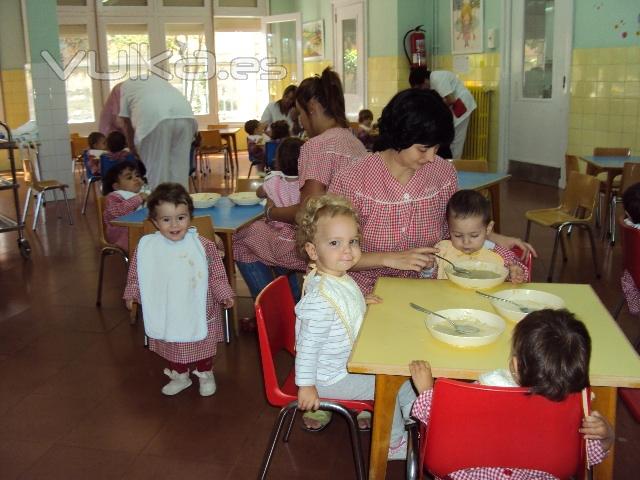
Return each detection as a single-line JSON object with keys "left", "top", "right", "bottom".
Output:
{"left": 222, "top": 298, "right": 234, "bottom": 309}
{"left": 139, "top": 192, "right": 149, "bottom": 201}
{"left": 580, "top": 410, "right": 614, "bottom": 452}
{"left": 297, "top": 385, "right": 320, "bottom": 411}
{"left": 365, "top": 294, "right": 382, "bottom": 304}
{"left": 409, "top": 360, "right": 434, "bottom": 394}
{"left": 509, "top": 264, "right": 526, "bottom": 284}
{"left": 125, "top": 298, "right": 134, "bottom": 311}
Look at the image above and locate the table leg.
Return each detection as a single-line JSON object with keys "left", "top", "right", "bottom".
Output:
{"left": 489, "top": 183, "right": 501, "bottom": 233}
{"left": 220, "top": 231, "right": 240, "bottom": 335}
{"left": 369, "top": 375, "right": 406, "bottom": 480}
{"left": 602, "top": 172, "right": 615, "bottom": 240}
{"left": 231, "top": 134, "right": 239, "bottom": 174}
{"left": 591, "top": 386, "right": 616, "bottom": 480}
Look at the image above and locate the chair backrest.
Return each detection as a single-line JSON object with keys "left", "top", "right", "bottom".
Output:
{"left": 452, "top": 159, "right": 489, "bottom": 172}
{"left": 509, "top": 246, "right": 532, "bottom": 281}
{"left": 70, "top": 132, "right": 80, "bottom": 138}
{"left": 207, "top": 124, "right": 229, "bottom": 130}
{"left": 621, "top": 162, "right": 640, "bottom": 193}
{"left": 235, "top": 177, "right": 264, "bottom": 193}
{"left": 621, "top": 219, "right": 640, "bottom": 288}
{"left": 565, "top": 154, "right": 580, "bottom": 175}
{"left": 265, "top": 140, "right": 280, "bottom": 169}
{"left": 96, "top": 195, "right": 111, "bottom": 247}
{"left": 349, "top": 121, "right": 359, "bottom": 134}
{"left": 141, "top": 216, "right": 215, "bottom": 241}
{"left": 70, "top": 136, "right": 89, "bottom": 158}
{"left": 593, "top": 147, "right": 631, "bottom": 157}
{"left": 199, "top": 130, "right": 225, "bottom": 149}
{"left": 100, "top": 154, "right": 120, "bottom": 178}
{"left": 561, "top": 171, "right": 600, "bottom": 219}
{"left": 422, "top": 379, "right": 587, "bottom": 479}
{"left": 255, "top": 276, "right": 298, "bottom": 406}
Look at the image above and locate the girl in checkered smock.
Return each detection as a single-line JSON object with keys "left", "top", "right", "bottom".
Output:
{"left": 124, "top": 183, "right": 234, "bottom": 397}
{"left": 621, "top": 183, "right": 640, "bottom": 315}
{"left": 409, "top": 309, "right": 613, "bottom": 479}
{"left": 329, "top": 88, "right": 535, "bottom": 295}
{"left": 233, "top": 68, "right": 367, "bottom": 299}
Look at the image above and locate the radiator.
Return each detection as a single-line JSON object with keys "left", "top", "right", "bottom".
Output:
{"left": 462, "top": 87, "right": 493, "bottom": 161}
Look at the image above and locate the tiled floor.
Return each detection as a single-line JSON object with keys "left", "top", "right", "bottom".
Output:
{"left": 0, "top": 154, "right": 638, "bottom": 479}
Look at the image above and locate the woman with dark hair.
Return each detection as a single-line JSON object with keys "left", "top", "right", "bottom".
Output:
{"left": 234, "top": 68, "right": 366, "bottom": 298}
{"left": 260, "top": 84, "right": 298, "bottom": 132}
{"left": 330, "top": 88, "right": 534, "bottom": 294}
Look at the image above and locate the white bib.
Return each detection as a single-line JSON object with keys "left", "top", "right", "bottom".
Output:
{"left": 137, "top": 228, "right": 208, "bottom": 341}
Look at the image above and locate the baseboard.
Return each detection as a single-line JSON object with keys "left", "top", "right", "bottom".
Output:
{"left": 507, "top": 160, "right": 560, "bottom": 187}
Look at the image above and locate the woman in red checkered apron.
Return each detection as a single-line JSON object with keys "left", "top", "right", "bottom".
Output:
{"left": 330, "top": 88, "right": 535, "bottom": 295}
{"left": 233, "top": 68, "right": 367, "bottom": 298}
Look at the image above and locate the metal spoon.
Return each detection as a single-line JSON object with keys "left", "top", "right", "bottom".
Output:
{"left": 475, "top": 291, "right": 533, "bottom": 313}
{"left": 433, "top": 254, "right": 473, "bottom": 276}
{"left": 409, "top": 302, "right": 480, "bottom": 335}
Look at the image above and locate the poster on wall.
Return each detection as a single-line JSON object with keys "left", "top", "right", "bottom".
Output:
{"left": 303, "top": 20, "right": 324, "bottom": 61}
{"left": 451, "top": 0, "right": 483, "bottom": 54}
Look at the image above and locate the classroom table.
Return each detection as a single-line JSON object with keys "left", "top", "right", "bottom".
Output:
{"left": 458, "top": 171, "right": 511, "bottom": 232}
{"left": 112, "top": 196, "right": 264, "bottom": 332}
{"left": 580, "top": 155, "right": 640, "bottom": 235}
{"left": 219, "top": 128, "right": 240, "bottom": 173}
{"left": 348, "top": 277, "right": 640, "bottom": 480}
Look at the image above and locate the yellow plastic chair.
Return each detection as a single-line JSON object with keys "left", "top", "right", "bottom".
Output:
{"left": 524, "top": 171, "right": 601, "bottom": 282}
{"left": 235, "top": 177, "right": 264, "bottom": 193}
{"left": 198, "top": 130, "right": 231, "bottom": 178}
{"left": 95, "top": 195, "right": 129, "bottom": 307}
{"left": 21, "top": 158, "right": 73, "bottom": 230}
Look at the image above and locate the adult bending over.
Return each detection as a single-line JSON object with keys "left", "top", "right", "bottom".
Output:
{"left": 260, "top": 85, "right": 297, "bottom": 133}
{"left": 409, "top": 67, "right": 476, "bottom": 159}
{"left": 329, "top": 88, "right": 534, "bottom": 294}
{"left": 233, "top": 68, "right": 366, "bottom": 298}
{"left": 119, "top": 75, "right": 197, "bottom": 189}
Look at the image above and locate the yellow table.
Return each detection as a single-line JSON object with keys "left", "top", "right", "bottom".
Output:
{"left": 348, "top": 278, "right": 640, "bottom": 480}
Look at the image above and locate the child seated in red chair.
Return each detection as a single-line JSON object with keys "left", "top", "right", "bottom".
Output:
{"left": 410, "top": 309, "right": 614, "bottom": 479}
{"left": 429, "top": 190, "right": 528, "bottom": 283}
{"left": 622, "top": 182, "right": 640, "bottom": 315}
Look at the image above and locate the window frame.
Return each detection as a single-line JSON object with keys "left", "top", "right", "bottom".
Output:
{"left": 213, "top": 0, "right": 266, "bottom": 17}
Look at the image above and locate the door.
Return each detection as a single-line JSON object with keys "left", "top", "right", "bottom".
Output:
{"left": 508, "top": 0, "right": 573, "bottom": 182}
{"left": 261, "top": 13, "right": 303, "bottom": 102}
{"left": 334, "top": 1, "right": 365, "bottom": 121}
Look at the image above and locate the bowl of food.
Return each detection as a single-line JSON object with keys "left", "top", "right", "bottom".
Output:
{"left": 425, "top": 308, "right": 506, "bottom": 348}
{"left": 228, "top": 192, "right": 262, "bottom": 206}
{"left": 444, "top": 260, "right": 508, "bottom": 290}
{"left": 488, "top": 289, "right": 566, "bottom": 323}
{"left": 191, "top": 192, "right": 221, "bottom": 209}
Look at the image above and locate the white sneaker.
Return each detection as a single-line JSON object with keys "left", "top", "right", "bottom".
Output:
{"left": 388, "top": 437, "right": 408, "bottom": 461}
{"left": 161, "top": 369, "right": 192, "bottom": 396}
{"left": 193, "top": 369, "right": 217, "bottom": 396}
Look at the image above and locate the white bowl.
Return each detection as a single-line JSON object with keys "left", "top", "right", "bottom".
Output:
{"left": 228, "top": 192, "right": 262, "bottom": 206}
{"left": 445, "top": 260, "right": 508, "bottom": 290}
{"left": 191, "top": 193, "right": 221, "bottom": 209}
{"left": 425, "top": 308, "right": 506, "bottom": 348}
{"left": 489, "top": 289, "right": 566, "bottom": 323}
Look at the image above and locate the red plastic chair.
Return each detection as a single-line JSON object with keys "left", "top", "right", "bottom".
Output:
{"left": 510, "top": 246, "right": 533, "bottom": 281}
{"left": 255, "top": 276, "right": 373, "bottom": 480}
{"left": 406, "top": 379, "right": 589, "bottom": 480}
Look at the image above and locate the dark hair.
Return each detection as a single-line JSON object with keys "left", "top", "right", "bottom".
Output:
{"left": 88, "top": 131, "right": 105, "bottom": 149}
{"left": 106, "top": 131, "right": 127, "bottom": 153}
{"left": 146, "top": 182, "right": 194, "bottom": 219}
{"left": 408, "top": 67, "right": 431, "bottom": 88}
{"left": 373, "top": 88, "right": 454, "bottom": 151}
{"left": 270, "top": 120, "right": 290, "bottom": 140}
{"left": 244, "top": 119, "right": 260, "bottom": 135}
{"left": 622, "top": 182, "right": 640, "bottom": 224}
{"left": 446, "top": 190, "right": 491, "bottom": 225}
{"left": 295, "top": 67, "right": 348, "bottom": 128}
{"left": 358, "top": 109, "right": 373, "bottom": 123}
{"left": 275, "top": 137, "right": 303, "bottom": 176}
{"left": 101, "top": 160, "right": 141, "bottom": 195}
{"left": 512, "top": 309, "right": 591, "bottom": 402}
{"left": 277, "top": 85, "right": 297, "bottom": 114}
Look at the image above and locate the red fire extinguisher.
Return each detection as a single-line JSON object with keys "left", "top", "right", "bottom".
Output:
{"left": 403, "top": 25, "right": 426, "bottom": 68}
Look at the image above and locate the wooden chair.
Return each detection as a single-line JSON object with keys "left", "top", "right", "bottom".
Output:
{"left": 349, "top": 121, "right": 359, "bottom": 135}
{"left": 21, "top": 158, "right": 73, "bottom": 230}
{"left": 235, "top": 177, "right": 264, "bottom": 193}
{"left": 565, "top": 154, "right": 580, "bottom": 176}
{"left": 95, "top": 195, "right": 129, "bottom": 307}
{"left": 207, "top": 124, "right": 229, "bottom": 130}
{"left": 608, "top": 162, "right": 640, "bottom": 245}
{"left": 198, "top": 130, "right": 231, "bottom": 178}
{"left": 452, "top": 159, "right": 489, "bottom": 172}
{"left": 524, "top": 171, "right": 600, "bottom": 282}
{"left": 70, "top": 136, "right": 89, "bottom": 181}
{"left": 406, "top": 379, "right": 590, "bottom": 480}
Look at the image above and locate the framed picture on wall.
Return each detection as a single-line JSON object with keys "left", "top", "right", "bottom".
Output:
{"left": 303, "top": 20, "right": 324, "bottom": 61}
{"left": 451, "top": 0, "right": 483, "bottom": 54}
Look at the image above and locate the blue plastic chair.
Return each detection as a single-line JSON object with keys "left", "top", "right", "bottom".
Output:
{"left": 81, "top": 150, "right": 101, "bottom": 215}
{"left": 265, "top": 140, "right": 280, "bottom": 170}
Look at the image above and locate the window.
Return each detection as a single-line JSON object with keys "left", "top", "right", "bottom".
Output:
{"left": 105, "top": 23, "right": 150, "bottom": 91}
{"left": 214, "top": 18, "right": 268, "bottom": 122}
{"left": 59, "top": 24, "right": 95, "bottom": 123}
